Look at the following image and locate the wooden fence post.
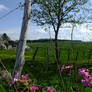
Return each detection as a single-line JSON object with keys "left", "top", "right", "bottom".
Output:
{"left": 47, "top": 47, "right": 50, "bottom": 62}
{"left": 75, "top": 48, "right": 79, "bottom": 61}
{"left": 32, "top": 47, "right": 39, "bottom": 61}
{"left": 67, "top": 48, "right": 70, "bottom": 63}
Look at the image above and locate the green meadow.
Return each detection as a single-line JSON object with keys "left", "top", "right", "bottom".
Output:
{"left": 0, "top": 41, "right": 92, "bottom": 92}
{"left": 1, "top": 41, "right": 92, "bottom": 63}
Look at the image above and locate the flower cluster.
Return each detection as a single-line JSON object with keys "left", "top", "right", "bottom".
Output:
{"left": 30, "top": 86, "right": 39, "bottom": 92}
{"left": 21, "top": 74, "right": 29, "bottom": 80}
{"left": 60, "top": 65, "right": 73, "bottom": 72}
{"left": 78, "top": 68, "right": 92, "bottom": 87}
{"left": 47, "top": 87, "right": 54, "bottom": 92}
{"left": 11, "top": 73, "right": 55, "bottom": 92}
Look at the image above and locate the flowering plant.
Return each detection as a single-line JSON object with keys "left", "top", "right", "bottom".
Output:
{"left": 60, "top": 65, "right": 74, "bottom": 76}
{"left": 78, "top": 68, "right": 92, "bottom": 87}
{"left": 11, "top": 73, "right": 55, "bottom": 92}
{"left": 60, "top": 65, "right": 73, "bottom": 72}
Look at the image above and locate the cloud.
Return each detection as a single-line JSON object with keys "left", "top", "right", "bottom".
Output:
{"left": 0, "top": 23, "right": 92, "bottom": 41}
{"left": 59, "top": 25, "right": 92, "bottom": 41}
{"left": 0, "top": 28, "right": 21, "bottom": 40}
{"left": 0, "top": 4, "right": 9, "bottom": 11}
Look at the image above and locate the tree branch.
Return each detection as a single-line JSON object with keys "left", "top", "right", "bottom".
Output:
{"left": 63, "top": 2, "right": 77, "bottom": 18}
{"left": 45, "top": 4, "right": 56, "bottom": 32}
{"left": 56, "top": 0, "right": 62, "bottom": 32}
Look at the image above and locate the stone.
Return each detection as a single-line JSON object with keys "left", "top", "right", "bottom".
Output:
{"left": 0, "top": 70, "right": 12, "bottom": 86}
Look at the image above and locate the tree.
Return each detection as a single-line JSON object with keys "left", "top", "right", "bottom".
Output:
{"left": 1, "top": 33, "right": 11, "bottom": 41}
{"left": 13, "top": 0, "right": 31, "bottom": 77}
{"left": 31, "top": 0, "right": 87, "bottom": 65}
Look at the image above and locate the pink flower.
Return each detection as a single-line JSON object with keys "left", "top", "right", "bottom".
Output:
{"left": 88, "top": 76, "right": 92, "bottom": 86}
{"left": 11, "top": 73, "right": 19, "bottom": 85}
{"left": 25, "top": 74, "right": 29, "bottom": 77}
{"left": 65, "top": 66, "right": 70, "bottom": 69}
{"left": 88, "top": 80, "right": 92, "bottom": 86}
{"left": 21, "top": 74, "right": 29, "bottom": 80}
{"left": 30, "top": 86, "right": 39, "bottom": 91}
{"left": 81, "top": 77, "right": 92, "bottom": 87}
{"left": 60, "top": 65, "right": 73, "bottom": 72}
{"left": 60, "top": 65, "right": 65, "bottom": 72}
{"left": 79, "top": 68, "right": 92, "bottom": 87}
{"left": 11, "top": 78, "right": 17, "bottom": 85}
{"left": 21, "top": 75, "right": 27, "bottom": 80}
{"left": 89, "top": 76, "right": 92, "bottom": 81}
{"left": 65, "top": 65, "right": 73, "bottom": 69}
{"left": 69, "top": 65, "right": 73, "bottom": 68}
{"left": 81, "top": 79, "right": 88, "bottom": 87}
{"left": 83, "top": 72, "right": 89, "bottom": 79}
{"left": 78, "top": 68, "right": 87, "bottom": 76}
{"left": 47, "top": 87, "right": 54, "bottom": 92}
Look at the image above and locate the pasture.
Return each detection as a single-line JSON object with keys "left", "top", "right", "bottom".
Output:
{"left": 0, "top": 41, "right": 92, "bottom": 92}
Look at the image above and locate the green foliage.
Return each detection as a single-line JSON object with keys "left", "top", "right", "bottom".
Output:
{"left": 31, "top": 0, "right": 87, "bottom": 27}
{"left": 1, "top": 60, "right": 92, "bottom": 91}
{"left": 0, "top": 84, "right": 6, "bottom": 92}
{"left": 0, "top": 41, "right": 92, "bottom": 91}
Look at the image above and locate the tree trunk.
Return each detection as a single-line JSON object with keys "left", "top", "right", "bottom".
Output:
{"left": 13, "top": 0, "right": 31, "bottom": 77}
{"left": 55, "top": 32, "right": 60, "bottom": 65}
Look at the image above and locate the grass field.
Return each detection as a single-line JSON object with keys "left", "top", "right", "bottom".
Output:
{"left": 0, "top": 41, "right": 92, "bottom": 92}
{"left": 0, "top": 41, "right": 92, "bottom": 63}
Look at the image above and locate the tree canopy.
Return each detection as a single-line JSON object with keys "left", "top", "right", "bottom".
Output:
{"left": 31, "top": 0, "right": 88, "bottom": 31}
{"left": 31, "top": 0, "right": 88, "bottom": 64}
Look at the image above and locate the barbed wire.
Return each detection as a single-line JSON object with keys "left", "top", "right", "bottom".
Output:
{"left": 0, "top": 2, "right": 24, "bottom": 20}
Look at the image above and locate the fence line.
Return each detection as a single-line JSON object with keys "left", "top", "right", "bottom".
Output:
{"left": 30, "top": 46, "right": 92, "bottom": 63}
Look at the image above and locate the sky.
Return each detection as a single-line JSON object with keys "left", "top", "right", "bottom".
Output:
{"left": 0, "top": 0, "right": 92, "bottom": 41}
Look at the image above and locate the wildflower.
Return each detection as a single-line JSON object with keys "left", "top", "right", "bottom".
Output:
{"left": 60, "top": 65, "right": 73, "bottom": 72}
{"left": 47, "top": 87, "right": 54, "bottom": 92}
{"left": 78, "top": 68, "right": 87, "bottom": 76}
{"left": 83, "top": 72, "right": 89, "bottom": 79}
{"left": 25, "top": 74, "right": 29, "bottom": 77}
{"left": 65, "top": 65, "right": 73, "bottom": 69}
{"left": 60, "top": 65, "right": 65, "bottom": 72}
{"left": 79, "top": 68, "right": 92, "bottom": 87}
{"left": 88, "top": 77, "right": 92, "bottom": 86}
{"left": 69, "top": 65, "right": 73, "bottom": 69}
{"left": 11, "top": 73, "right": 19, "bottom": 86}
{"left": 30, "top": 86, "right": 39, "bottom": 92}
{"left": 21, "top": 74, "right": 29, "bottom": 80}
{"left": 81, "top": 79, "right": 88, "bottom": 87}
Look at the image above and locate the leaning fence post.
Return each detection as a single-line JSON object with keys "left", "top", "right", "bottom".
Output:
{"left": 32, "top": 47, "right": 39, "bottom": 61}
{"left": 82, "top": 49, "right": 85, "bottom": 60}
{"left": 67, "top": 48, "right": 70, "bottom": 64}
